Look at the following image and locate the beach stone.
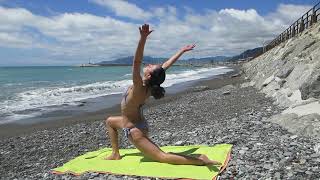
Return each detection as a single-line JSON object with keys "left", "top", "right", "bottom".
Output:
{"left": 287, "top": 172, "right": 294, "bottom": 177}
{"left": 231, "top": 73, "right": 241, "bottom": 78}
{"left": 222, "top": 84, "right": 236, "bottom": 90}
{"left": 263, "top": 164, "right": 272, "bottom": 169}
{"left": 191, "top": 86, "right": 210, "bottom": 92}
{"left": 300, "top": 72, "right": 320, "bottom": 100}
{"left": 174, "top": 140, "right": 185, "bottom": 146}
{"left": 290, "top": 135, "right": 298, "bottom": 139}
{"left": 222, "top": 91, "right": 231, "bottom": 95}
{"left": 276, "top": 66, "right": 294, "bottom": 79}
{"left": 261, "top": 75, "right": 274, "bottom": 87}
{"left": 284, "top": 152, "right": 293, "bottom": 156}
{"left": 305, "top": 171, "right": 313, "bottom": 175}
{"left": 300, "top": 159, "right": 307, "bottom": 164}
{"left": 90, "top": 173, "right": 99, "bottom": 178}
{"left": 274, "top": 172, "right": 281, "bottom": 179}
{"left": 240, "top": 82, "right": 253, "bottom": 88}
{"left": 2, "top": 68, "right": 320, "bottom": 180}
{"left": 311, "top": 153, "right": 320, "bottom": 158}
{"left": 314, "top": 143, "right": 320, "bottom": 154}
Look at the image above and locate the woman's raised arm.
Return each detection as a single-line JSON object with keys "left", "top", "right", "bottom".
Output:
{"left": 132, "top": 24, "right": 153, "bottom": 86}
{"left": 162, "top": 44, "right": 195, "bottom": 70}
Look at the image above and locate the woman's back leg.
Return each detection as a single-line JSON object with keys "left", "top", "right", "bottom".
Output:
{"left": 129, "top": 128, "right": 220, "bottom": 165}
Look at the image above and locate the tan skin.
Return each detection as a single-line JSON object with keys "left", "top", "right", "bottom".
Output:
{"left": 105, "top": 24, "right": 221, "bottom": 166}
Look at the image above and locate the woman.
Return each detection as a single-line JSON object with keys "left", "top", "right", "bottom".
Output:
{"left": 105, "top": 24, "right": 220, "bottom": 166}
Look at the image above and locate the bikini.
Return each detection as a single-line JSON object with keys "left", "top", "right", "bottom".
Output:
{"left": 122, "top": 86, "right": 149, "bottom": 139}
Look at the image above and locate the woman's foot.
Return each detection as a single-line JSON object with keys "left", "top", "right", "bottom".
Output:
{"left": 105, "top": 153, "right": 121, "bottom": 160}
{"left": 198, "top": 154, "right": 221, "bottom": 166}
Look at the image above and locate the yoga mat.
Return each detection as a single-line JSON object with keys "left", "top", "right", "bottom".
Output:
{"left": 52, "top": 144, "right": 232, "bottom": 180}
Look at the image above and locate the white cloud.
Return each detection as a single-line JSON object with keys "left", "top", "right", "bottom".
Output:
{"left": 220, "top": 8, "right": 261, "bottom": 22}
{"left": 0, "top": 3, "right": 314, "bottom": 65}
{"left": 90, "top": 0, "right": 152, "bottom": 20}
{"left": 275, "top": 4, "right": 312, "bottom": 21}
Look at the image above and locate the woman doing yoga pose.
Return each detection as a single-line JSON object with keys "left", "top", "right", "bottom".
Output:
{"left": 105, "top": 24, "right": 220, "bottom": 166}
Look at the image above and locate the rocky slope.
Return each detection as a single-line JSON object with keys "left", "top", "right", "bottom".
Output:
{"left": 242, "top": 22, "right": 320, "bottom": 139}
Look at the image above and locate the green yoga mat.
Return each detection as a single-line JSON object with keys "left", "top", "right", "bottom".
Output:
{"left": 52, "top": 144, "right": 232, "bottom": 180}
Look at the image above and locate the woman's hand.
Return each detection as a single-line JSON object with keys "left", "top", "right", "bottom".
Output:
{"left": 139, "top": 24, "right": 153, "bottom": 38}
{"left": 181, "top": 44, "right": 196, "bottom": 52}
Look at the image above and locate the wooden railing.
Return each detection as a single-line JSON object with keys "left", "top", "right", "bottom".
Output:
{"left": 263, "top": 2, "right": 320, "bottom": 53}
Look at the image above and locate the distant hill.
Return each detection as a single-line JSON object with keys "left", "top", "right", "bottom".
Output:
{"left": 186, "top": 56, "right": 230, "bottom": 63}
{"left": 97, "top": 55, "right": 230, "bottom": 65}
{"left": 97, "top": 56, "right": 166, "bottom": 65}
{"left": 228, "top": 47, "right": 263, "bottom": 61}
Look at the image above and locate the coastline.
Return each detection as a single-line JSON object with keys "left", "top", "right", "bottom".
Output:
{"left": 1, "top": 64, "right": 319, "bottom": 179}
{"left": 0, "top": 65, "right": 239, "bottom": 139}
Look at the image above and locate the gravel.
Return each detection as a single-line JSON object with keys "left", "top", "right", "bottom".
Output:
{"left": 0, "top": 79, "right": 319, "bottom": 179}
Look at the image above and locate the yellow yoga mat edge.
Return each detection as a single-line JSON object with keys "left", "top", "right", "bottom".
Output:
{"left": 51, "top": 145, "right": 232, "bottom": 180}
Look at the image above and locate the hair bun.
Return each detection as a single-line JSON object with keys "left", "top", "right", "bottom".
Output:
{"left": 151, "top": 84, "right": 165, "bottom": 99}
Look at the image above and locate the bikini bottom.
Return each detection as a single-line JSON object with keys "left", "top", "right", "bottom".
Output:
{"left": 122, "top": 120, "right": 148, "bottom": 139}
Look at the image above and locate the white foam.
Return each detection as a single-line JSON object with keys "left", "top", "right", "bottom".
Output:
{"left": 0, "top": 79, "right": 132, "bottom": 117}
{"left": 0, "top": 66, "right": 232, "bottom": 122}
{"left": 163, "top": 66, "right": 232, "bottom": 87}
{"left": 0, "top": 111, "right": 43, "bottom": 124}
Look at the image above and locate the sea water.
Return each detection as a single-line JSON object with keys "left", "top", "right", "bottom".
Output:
{"left": 0, "top": 65, "right": 232, "bottom": 124}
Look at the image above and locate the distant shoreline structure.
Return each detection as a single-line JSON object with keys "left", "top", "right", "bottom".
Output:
{"left": 77, "top": 63, "right": 100, "bottom": 67}
{"left": 76, "top": 63, "right": 189, "bottom": 67}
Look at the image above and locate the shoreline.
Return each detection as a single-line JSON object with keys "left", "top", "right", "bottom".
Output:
{"left": 1, "top": 64, "right": 319, "bottom": 179}
{"left": 0, "top": 65, "right": 239, "bottom": 139}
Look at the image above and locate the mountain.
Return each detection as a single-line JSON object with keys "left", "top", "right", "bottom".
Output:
{"left": 228, "top": 47, "right": 263, "bottom": 61}
{"left": 97, "top": 56, "right": 167, "bottom": 65}
{"left": 97, "top": 55, "right": 230, "bottom": 65}
{"left": 186, "top": 56, "right": 230, "bottom": 63}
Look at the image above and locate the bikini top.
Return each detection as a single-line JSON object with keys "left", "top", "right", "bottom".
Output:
{"left": 122, "top": 85, "right": 148, "bottom": 105}
{"left": 122, "top": 85, "right": 131, "bottom": 105}
{"left": 122, "top": 85, "right": 146, "bottom": 120}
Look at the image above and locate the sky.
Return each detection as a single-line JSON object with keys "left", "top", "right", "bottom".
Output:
{"left": 0, "top": 0, "right": 317, "bottom": 66}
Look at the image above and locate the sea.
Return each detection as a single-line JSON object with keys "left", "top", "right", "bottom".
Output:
{"left": 0, "top": 65, "right": 233, "bottom": 124}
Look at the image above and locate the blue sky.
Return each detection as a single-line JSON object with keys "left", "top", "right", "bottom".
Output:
{"left": 0, "top": 0, "right": 316, "bottom": 66}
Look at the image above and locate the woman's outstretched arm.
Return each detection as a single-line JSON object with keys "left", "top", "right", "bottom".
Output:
{"left": 162, "top": 44, "right": 195, "bottom": 70}
{"left": 132, "top": 24, "right": 153, "bottom": 86}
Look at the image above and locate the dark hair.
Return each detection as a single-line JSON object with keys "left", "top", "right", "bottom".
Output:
{"left": 149, "top": 67, "right": 166, "bottom": 99}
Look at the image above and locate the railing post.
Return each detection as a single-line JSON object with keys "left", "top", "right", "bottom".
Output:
{"left": 289, "top": 26, "right": 292, "bottom": 38}
{"left": 305, "top": 15, "right": 308, "bottom": 29}
{"left": 299, "top": 18, "right": 305, "bottom": 33}
{"left": 311, "top": 7, "right": 317, "bottom": 25}
{"left": 292, "top": 25, "right": 296, "bottom": 37}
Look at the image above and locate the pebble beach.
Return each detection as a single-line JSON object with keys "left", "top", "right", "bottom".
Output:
{"left": 0, "top": 69, "right": 319, "bottom": 179}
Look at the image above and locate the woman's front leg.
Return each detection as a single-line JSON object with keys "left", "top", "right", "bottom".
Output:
{"left": 105, "top": 116, "right": 123, "bottom": 160}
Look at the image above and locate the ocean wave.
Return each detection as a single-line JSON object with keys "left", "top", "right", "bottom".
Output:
{"left": 163, "top": 66, "right": 232, "bottom": 87}
{"left": 0, "top": 66, "right": 232, "bottom": 122}
{"left": 0, "top": 79, "right": 132, "bottom": 117}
